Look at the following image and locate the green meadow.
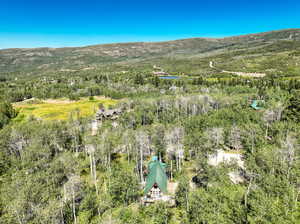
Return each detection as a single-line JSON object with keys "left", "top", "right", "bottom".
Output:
{"left": 14, "top": 97, "right": 117, "bottom": 121}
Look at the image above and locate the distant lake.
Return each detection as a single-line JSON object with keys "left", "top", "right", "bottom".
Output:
{"left": 159, "top": 76, "right": 180, "bottom": 80}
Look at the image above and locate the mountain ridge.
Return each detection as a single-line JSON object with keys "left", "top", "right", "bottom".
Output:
{"left": 1, "top": 28, "right": 300, "bottom": 51}
{"left": 1, "top": 29, "right": 300, "bottom": 74}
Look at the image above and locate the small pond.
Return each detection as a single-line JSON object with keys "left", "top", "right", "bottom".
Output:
{"left": 159, "top": 76, "right": 180, "bottom": 80}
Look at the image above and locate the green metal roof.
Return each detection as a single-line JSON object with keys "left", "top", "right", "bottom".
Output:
{"left": 251, "top": 100, "right": 264, "bottom": 110}
{"left": 144, "top": 157, "right": 168, "bottom": 195}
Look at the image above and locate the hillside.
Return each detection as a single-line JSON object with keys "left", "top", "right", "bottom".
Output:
{"left": 1, "top": 29, "right": 300, "bottom": 74}
{"left": 0, "top": 29, "right": 300, "bottom": 223}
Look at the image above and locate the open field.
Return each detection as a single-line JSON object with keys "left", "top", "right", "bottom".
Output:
{"left": 13, "top": 96, "right": 117, "bottom": 121}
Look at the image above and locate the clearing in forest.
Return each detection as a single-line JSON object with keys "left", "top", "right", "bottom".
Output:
{"left": 13, "top": 96, "right": 117, "bottom": 121}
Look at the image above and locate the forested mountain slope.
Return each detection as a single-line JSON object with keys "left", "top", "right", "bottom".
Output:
{"left": 1, "top": 29, "right": 300, "bottom": 74}
{"left": 0, "top": 29, "right": 300, "bottom": 223}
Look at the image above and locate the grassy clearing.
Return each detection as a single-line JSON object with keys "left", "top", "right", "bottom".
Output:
{"left": 13, "top": 96, "right": 117, "bottom": 121}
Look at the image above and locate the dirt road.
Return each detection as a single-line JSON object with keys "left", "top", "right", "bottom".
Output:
{"left": 209, "top": 61, "right": 266, "bottom": 78}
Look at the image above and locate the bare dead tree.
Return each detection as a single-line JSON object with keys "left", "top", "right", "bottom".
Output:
{"left": 135, "top": 130, "right": 150, "bottom": 182}
{"left": 228, "top": 126, "right": 242, "bottom": 150}
{"left": 165, "top": 126, "right": 185, "bottom": 171}
{"left": 63, "top": 175, "right": 82, "bottom": 224}
{"left": 278, "top": 133, "right": 298, "bottom": 179}
{"left": 202, "top": 127, "right": 224, "bottom": 152}
{"left": 263, "top": 105, "right": 284, "bottom": 138}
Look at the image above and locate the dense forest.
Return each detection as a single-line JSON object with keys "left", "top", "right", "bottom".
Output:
{"left": 0, "top": 29, "right": 300, "bottom": 223}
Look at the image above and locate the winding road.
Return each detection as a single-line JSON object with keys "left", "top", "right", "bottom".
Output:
{"left": 209, "top": 61, "right": 266, "bottom": 78}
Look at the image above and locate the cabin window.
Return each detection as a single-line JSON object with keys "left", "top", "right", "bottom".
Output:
{"left": 150, "top": 185, "right": 161, "bottom": 199}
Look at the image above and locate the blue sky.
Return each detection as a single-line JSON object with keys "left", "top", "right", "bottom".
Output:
{"left": 0, "top": 0, "right": 300, "bottom": 49}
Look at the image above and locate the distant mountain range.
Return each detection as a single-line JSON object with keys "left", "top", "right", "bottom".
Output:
{"left": 1, "top": 29, "right": 300, "bottom": 74}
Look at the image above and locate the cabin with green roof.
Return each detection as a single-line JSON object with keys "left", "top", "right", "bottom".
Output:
{"left": 250, "top": 100, "right": 265, "bottom": 110}
{"left": 143, "top": 156, "right": 168, "bottom": 202}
